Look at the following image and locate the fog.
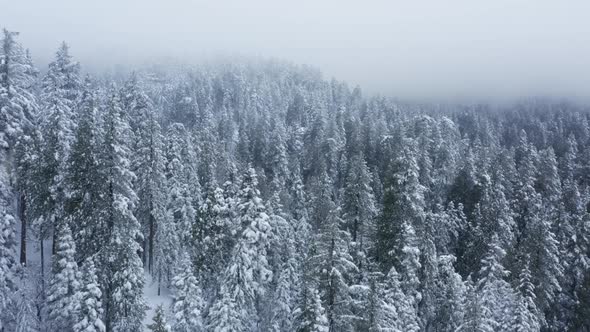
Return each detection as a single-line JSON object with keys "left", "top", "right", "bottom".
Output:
{"left": 2, "top": 0, "right": 590, "bottom": 102}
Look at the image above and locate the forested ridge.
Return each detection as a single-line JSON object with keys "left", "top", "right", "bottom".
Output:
{"left": 1, "top": 29, "right": 590, "bottom": 332}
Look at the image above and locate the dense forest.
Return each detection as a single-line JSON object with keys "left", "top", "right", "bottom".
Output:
{"left": 1, "top": 29, "right": 590, "bottom": 332}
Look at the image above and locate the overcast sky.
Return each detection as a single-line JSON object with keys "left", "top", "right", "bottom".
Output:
{"left": 2, "top": 0, "right": 590, "bottom": 101}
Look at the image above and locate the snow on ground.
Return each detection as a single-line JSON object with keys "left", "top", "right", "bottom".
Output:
{"left": 142, "top": 273, "right": 173, "bottom": 331}
{"left": 17, "top": 216, "right": 174, "bottom": 331}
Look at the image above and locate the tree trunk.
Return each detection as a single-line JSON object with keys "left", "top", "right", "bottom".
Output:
{"left": 19, "top": 193, "right": 26, "bottom": 265}
{"left": 40, "top": 237, "right": 45, "bottom": 300}
{"left": 149, "top": 213, "right": 155, "bottom": 274}
{"left": 157, "top": 272, "right": 161, "bottom": 296}
{"left": 51, "top": 224, "right": 57, "bottom": 255}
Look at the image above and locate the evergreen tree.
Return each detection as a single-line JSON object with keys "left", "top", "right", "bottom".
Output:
{"left": 512, "top": 261, "right": 541, "bottom": 332}
{"left": 46, "top": 223, "right": 80, "bottom": 331}
{"left": 376, "top": 139, "right": 426, "bottom": 271}
{"left": 400, "top": 221, "right": 422, "bottom": 311}
{"left": 476, "top": 234, "right": 515, "bottom": 331}
{"left": 294, "top": 286, "right": 329, "bottom": 332}
{"left": 458, "top": 277, "right": 494, "bottom": 332}
{"left": 341, "top": 152, "right": 377, "bottom": 248}
{"left": 0, "top": 203, "right": 17, "bottom": 331}
{"left": 127, "top": 79, "right": 167, "bottom": 274}
{"left": 0, "top": 28, "right": 38, "bottom": 151}
{"left": 207, "top": 167, "right": 272, "bottom": 332}
{"left": 100, "top": 92, "right": 146, "bottom": 332}
{"left": 194, "top": 185, "right": 233, "bottom": 287}
{"left": 171, "top": 253, "right": 204, "bottom": 332}
{"left": 382, "top": 267, "right": 419, "bottom": 332}
{"left": 165, "top": 123, "right": 197, "bottom": 244}
{"left": 269, "top": 244, "right": 299, "bottom": 332}
{"left": 14, "top": 286, "right": 39, "bottom": 332}
{"left": 35, "top": 42, "right": 81, "bottom": 255}
{"left": 310, "top": 202, "right": 357, "bottom": 332}
{"left": 64, "top": 77, "right": 106, "bottom": 261}
{"left": 428, "top": 255, "right": 466, "bottom": 332}
{"left": 74, "top": 258, "right": 106, "bottom": 332}
{"left": 148, "top": 305, "right": 170, "bottom": 332}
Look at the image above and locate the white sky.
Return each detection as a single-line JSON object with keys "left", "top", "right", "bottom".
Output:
{"left": 2, "top": 0, "right": 590, "bottom": 101}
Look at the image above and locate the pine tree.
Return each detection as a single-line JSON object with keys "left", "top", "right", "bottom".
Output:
{"left": 148, "top": 305, "right": 170, "bottom": 332}
{"left": 127, "top": 78, "right": 168, "bottom": 274}
{"left": 35, "top": 42, "right": 81, "bottom": 255}
{"left": 0, "top": 203, "right": 17, "bottom": 331}
{"left": 310, "top": 202, "right": 357, "bottom": 332}
{"left": 269, "top": 245, "right": 299, "bottom": 332}
{"left": 382, "top": 267, "right": 419, "bottom": 332}
{"left": 14, "top": 288, "right": 39, "bottom": 332}
{"left": 171, "top": 253, "right": 204, "bottom": 332}
{"left": 341, "top": 152, "right": 376, "bottom": 248}
{"left": 376, "top": 139, "right": 426, "bottom": 271}
{"left": 265, "top": 118, "right": 289, "bottom": 188}
{"left": 294, "top": 286, "right": 329, "bottom": 332}
{"left": 165, "top": 123, "right": 197, "bottom": 244}
{"left": 0, "top": 28, "right": 38, "bottom": 151}
{"left": 194, "top": 185, "right": 233, "bottom": 287}
{"left": 207, "top": 167, "right": 272, "bottom": 332}
{"left": 64, "top": 77, "right": 106, "bottom": 261}
{"left": 400, "top": 220, "right": 422, "bottom": 310}
{"left": 428, "top": 255, "right": 466, "bottom": 332}
{"left": 476, "top": 234, "right": 515, "bottom": 331}
{"left": 458, "top": 277, "right": 494, "bottom": 332}
{"left": 288, "top": 165, "right": 311, "bottom": 259}
{"left": 73, "top": 258, "right": 105, "bottom": 332}
{"left": 100, "top": 92, "right": 146, "bottom": 332}
{"left": 512, "top": 261, "right": 541, "bottom": 332}
{"left": 46, "top": 223, "right": 80, "bottom": 331}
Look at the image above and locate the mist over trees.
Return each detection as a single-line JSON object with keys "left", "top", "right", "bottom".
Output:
{"left": 1, "top": 29, "right": 590, "bottom": 331}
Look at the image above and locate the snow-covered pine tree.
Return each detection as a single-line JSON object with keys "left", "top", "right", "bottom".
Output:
{"left": 207, "top": 167, "right": 272, "bottom": 332}
{"left": 194, "top": 185, "right": 233, "bottom": 288}
{"left": 165, "top": 123, "right": 197, "bottom": 244}
{"left": 99, "top": 91, "right": 146, "bottom": 332}
{"left": 458, "top": 276, "right": 493, "bottom": 332}
{"left": 269, "top": 253, "right": 299, "bottom": 332}
{"left": 376, "top": 138, "right": 426, "bottom": 272}
{"left": 288, "top": 165, "right": 311, "bottom": 259}
{"left": 12, "top": 267, "right": 40, "bottom": 332}
{"left": 294, "top": 286, "right": 329, "bottom": 332}
{"left": 0, "top": 202, "right": 17, "bottom": 331}
{"left": 171, "top": 252, "right": 204, "bottom": 332}
{"left": 400, "top": 220, "right": 422, "bottom": 312}
{"left": 148, "top": 305, "right": 170, "bottom": 332}
{"left": 427, "top": 255, "right": 466, "bottom": 332}
{"left": 512, "top": 260, "right": 541, "bottom": 332}
{"left": 64, "top": 77, "right": 106, "bottom": 261}
{"left": 35, "top": 41, "right": 82, "bottom": 255}
{"left": 125, "top": 77, "right": 168, "bottom": 274}
{"left": 311, "top": 201, "right": 357, "bottom": 332}
{"left": 341, "top": 152, "right": 377, "bottom": 251}
{"left": 265, "top": 118, "right": 290, "bottom": 188}
{"left": 263, "top": 191, "right": 299, "bottom": 330}
{"left": 515, "top": 136, "right": 563, "bottom": 318}
{"left": 0, "top": 28, "right": 38, "bottom": 151}
{"left": 14, "top": 123, "right": 40, "bottom": 265}
{"left": 381, "top": 266, "right": 420, "bottom": 332}
{"left": 14, "top": 294, "right": 39, "bottom": 332}
{"left": 73, "top": 257, "right": 105, "bottom": 332}
{"left": 46, "top": 223, "right": 80, "bottom": 331}
{"left": 476, "top": 234, "right": 515, "bottom": 331}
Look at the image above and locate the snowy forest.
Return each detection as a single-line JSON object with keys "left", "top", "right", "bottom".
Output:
{"left": 1, "top": 29, "right": 590, "bottom": 332}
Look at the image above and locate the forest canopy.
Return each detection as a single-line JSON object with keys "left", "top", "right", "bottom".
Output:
{"left": 0, "top": 29, "right": 589, "bottom": 331}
